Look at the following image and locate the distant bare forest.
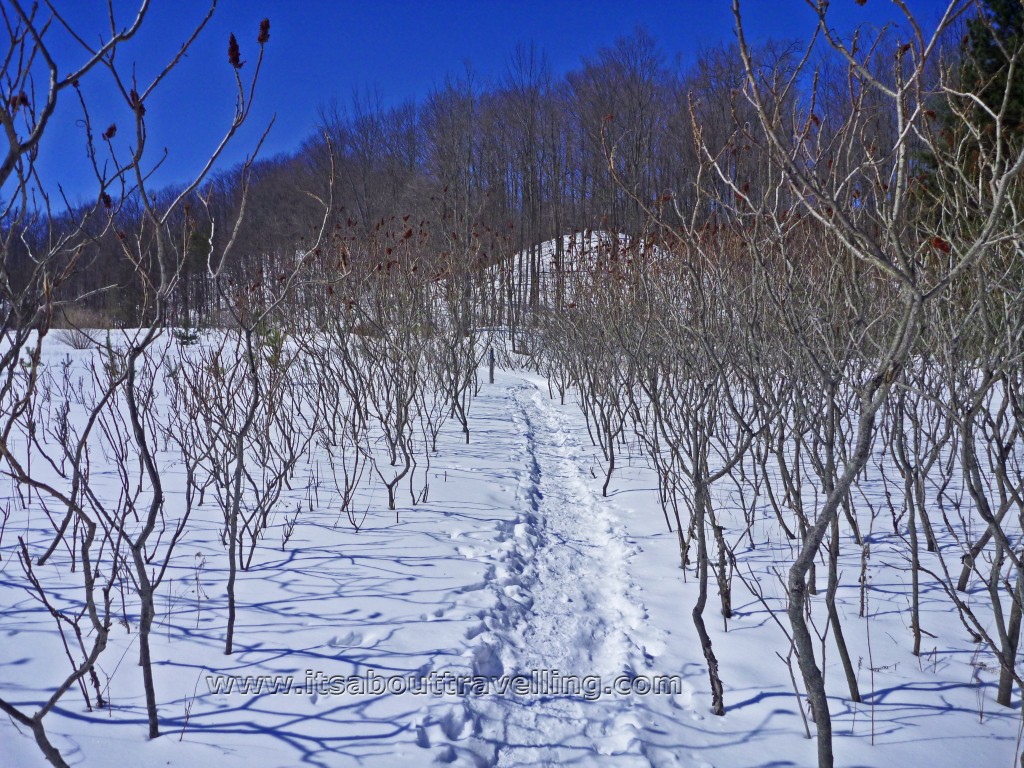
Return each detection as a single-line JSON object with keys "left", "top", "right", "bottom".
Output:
{"left": 3, "top": 21, "right": 960, "bottom": 333}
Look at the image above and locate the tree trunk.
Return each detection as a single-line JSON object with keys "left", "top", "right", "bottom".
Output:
{"left": 693, "top": 482, "right": 725, "bottom": 716}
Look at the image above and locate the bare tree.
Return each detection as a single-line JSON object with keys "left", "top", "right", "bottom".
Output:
{"left": 723, "top": 2, "right": 1024, "bottom": 764}
{"left": 0, "top": 3, "right": 277, "bottom": 759}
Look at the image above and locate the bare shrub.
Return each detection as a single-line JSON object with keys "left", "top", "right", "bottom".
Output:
{"left": 52, "top": 327, "right": 97, "bottom": 350}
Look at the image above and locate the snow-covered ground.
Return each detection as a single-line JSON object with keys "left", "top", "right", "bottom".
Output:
{"left": 1, "top": 345, "right": 1019, "bottom": 767}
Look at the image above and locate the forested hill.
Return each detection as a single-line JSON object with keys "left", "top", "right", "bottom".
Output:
{"left": 5, "top": 31, "right": 839, "bottom": 328}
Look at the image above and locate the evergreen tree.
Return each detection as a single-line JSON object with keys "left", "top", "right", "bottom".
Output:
{"left": 961, "top": 0, "right": 1024, "bottom": 148}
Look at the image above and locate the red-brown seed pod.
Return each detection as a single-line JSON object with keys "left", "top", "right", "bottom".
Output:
{"left": 228, "top": 34, "right": 243, "bottom": 68}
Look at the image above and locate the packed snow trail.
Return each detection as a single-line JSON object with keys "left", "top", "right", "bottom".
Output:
{"left": 449, "top": 377, "right": 692, "bottom": 767}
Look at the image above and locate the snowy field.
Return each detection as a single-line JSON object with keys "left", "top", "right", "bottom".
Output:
{"left": 1, "top": 337, "right": 1019, "bottom": 767}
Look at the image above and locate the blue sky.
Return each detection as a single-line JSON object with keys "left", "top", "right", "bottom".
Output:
{"left": 29, "top": 0, "right": 946, "bottom": 205}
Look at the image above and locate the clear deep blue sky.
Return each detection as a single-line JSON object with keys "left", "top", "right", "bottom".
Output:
{"left": 31, "top": 0, "right": 945, "bottom": 205}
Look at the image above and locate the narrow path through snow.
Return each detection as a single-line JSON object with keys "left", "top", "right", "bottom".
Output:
{"left": 456, "top": 376, "right": 683, "bottom": 767}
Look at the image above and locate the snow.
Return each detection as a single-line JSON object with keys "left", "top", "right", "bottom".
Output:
{"left": 0, "top": 338, "right": 1019, "bottom": 767}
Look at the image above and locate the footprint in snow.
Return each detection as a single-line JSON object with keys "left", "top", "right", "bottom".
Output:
{"left": 329, "top": 631, "right": 362, "bottom": 647}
